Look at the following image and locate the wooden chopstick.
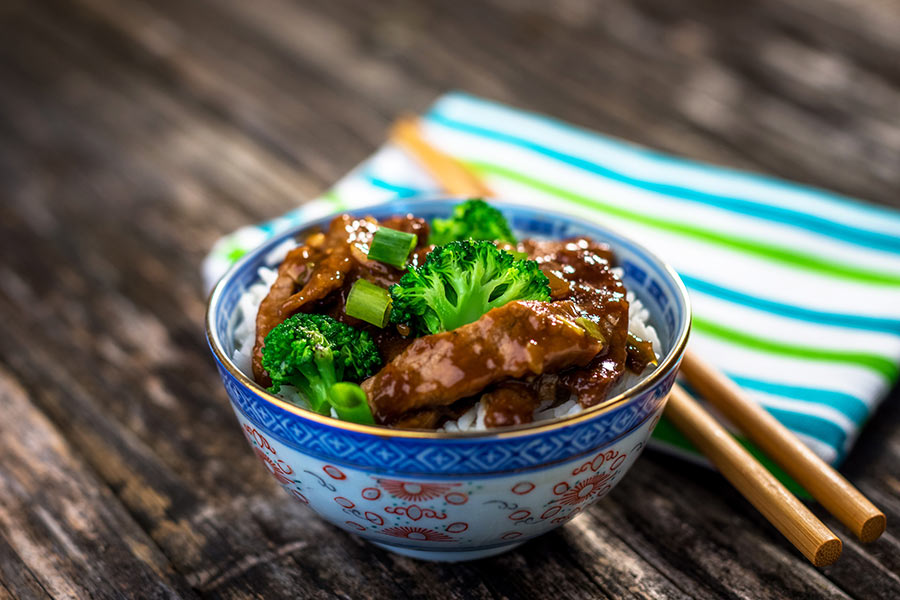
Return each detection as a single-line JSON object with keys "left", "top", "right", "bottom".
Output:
{"left": 666, "top": 385, "right": 842, "bottom": 566}
{"left": 680, "top": 350, "right": 886, "bottom": 543}
{"left": 390, "top": 116, "right": 495, "bottom": 197}
{"left": 387, "top": 115, "right": 848, "bottom": 565}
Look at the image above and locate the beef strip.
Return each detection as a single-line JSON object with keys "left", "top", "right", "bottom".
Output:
{"left": 251, "top": 243, "right": 322, "bottom": 384}
{"left": 392, "top": 409, "right": 445, "bottom": 430}
{"left": 391, "top": 394, "right": 484, "bottom": 430}
{"left": 482, "top": 382, "right": 539, "bottom": 428}
{"left": 279, "top": 247, "right": 353, "bottom": 315}
{"left": 362, "top": 300, "right": 606, "bottom": 424}
{"left": 561, "top": 284, "right": 629, "bottom": 406}
{"left": 252, "top": 216, "right": 371, "bottom": 383}
{"left": 521, "top": 238, "right": 619, "bottom": 295}
{"left": 520, "top": 237, "right": 632, "bottom": 407}
{"left": 279, "top": 215, "right": 377, "bottom": 314}
{"left": 626, "top": 332, "right": 657, "bottom": 373}
{"left": 525, "top": 238, "right": 657, "bottom": 376}
{"left": 252, "top": 213, "right": 429, "bottom": 386}
{"left": 522, "top": 238, "right": 614, "bottom": 280}
{"left": 319, "top": 215, "right": 430, "bottom": 362}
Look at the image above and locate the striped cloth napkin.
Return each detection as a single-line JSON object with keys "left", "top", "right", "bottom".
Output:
{"left": 204, "top": 91, "right": 900, "bottom": 472}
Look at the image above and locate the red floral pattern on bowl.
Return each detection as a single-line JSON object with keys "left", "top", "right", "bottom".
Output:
{"left": 239, "top": 409, "right": 663, "bottom": 561}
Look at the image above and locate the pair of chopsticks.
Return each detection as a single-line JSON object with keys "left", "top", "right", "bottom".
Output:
{"left": 389, "top": 116, "right": 885, "bottom": 567}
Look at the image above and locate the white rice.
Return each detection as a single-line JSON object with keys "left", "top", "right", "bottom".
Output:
{"left": 230, "top": 251, "right": 662, "bottom": 430}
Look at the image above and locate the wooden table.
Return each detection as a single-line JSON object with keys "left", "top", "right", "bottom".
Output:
{"left": 1, "top": 0, "right": 898, "bottom": 598}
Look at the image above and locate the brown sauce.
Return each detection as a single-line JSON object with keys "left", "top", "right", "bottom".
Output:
{"left": 626, "top": 332, "right": 657, "bottom": 373}
{"left": 361, "top": 300, "right": 605, "bottom": 424}
{"left": 483, "top": 382, "right": 539, "bottom": 428}
{"left": 252, "top": 214, "right": 429, "bottom": 383}
{"left": 253, "top": 216, "right": 656, "bottom": 429}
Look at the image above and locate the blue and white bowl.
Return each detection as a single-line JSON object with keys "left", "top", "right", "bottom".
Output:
{"left": 206, "top": 198, "right": 691, "bottom": 562}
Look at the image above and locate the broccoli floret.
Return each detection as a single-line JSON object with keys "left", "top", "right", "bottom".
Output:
{"left": 390, "top": 240, "right": 551, "bottom": 335}
{"left": 261, "top": 314, "right": 381, "bottom": 423}
{"left": 428, "top": 198, "right": 517, "bottom": 245}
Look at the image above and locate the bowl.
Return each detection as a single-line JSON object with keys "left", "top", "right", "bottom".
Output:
{"left": 206, "top": 197, "right": 691, "bottom": 562}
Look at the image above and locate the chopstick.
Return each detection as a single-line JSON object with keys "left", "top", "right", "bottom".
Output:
{"left": 387, "top": 116, "right": 854, "bottom": 565}
{"left": 666, "top": 385, "right": 842, "bottom": 566}
{"left": 680, "top": 350, "right": 886, "bottom": 543}
{"left": 390, "top": 117, "right": 495, "bottom": 197}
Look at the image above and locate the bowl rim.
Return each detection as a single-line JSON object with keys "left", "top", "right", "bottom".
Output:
{"left": 206, "top": 196, "right": 692, "bottom": 440}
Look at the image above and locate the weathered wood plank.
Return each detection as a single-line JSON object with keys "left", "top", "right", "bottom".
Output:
{"left": 0, "top": 367, "right": 195, "bottom": 599}
{"left": 301, "top": 0, "right": 900, "bottom": 205}
{"left": 0, "top": 534, "right": 53, "bottom": 600}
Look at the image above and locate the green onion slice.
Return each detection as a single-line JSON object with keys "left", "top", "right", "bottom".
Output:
{"left": 328, "top": 383, "right": 375, "bottom": 424}
{"left": 367, "top": 227, "right": 417, "bottom": 268}
{"left": 576, "top": 317, "right": 607, "bottom": 344}
{"left": 346, "top": 279, "right": 392, "bottom": 327}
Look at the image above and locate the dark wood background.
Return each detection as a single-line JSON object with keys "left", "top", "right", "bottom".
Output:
{"left": 1, "top": 0, "right": 899, "bottom": 598}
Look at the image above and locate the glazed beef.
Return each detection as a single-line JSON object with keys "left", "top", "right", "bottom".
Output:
{"left": 520, "top": 237, "right": 633, "bottom": 407}
{"left": 482, "top": 382, "right": 540, "bottom": 428}
{"left": 252, "top": 243, "right": 323, "bottom": 384}
{"left": 253, "top": 218, "right": 654, "bottom": 428}
{"left": 252, "top": 214, "right": 429, "bottom": 384}
{"left": 520, "top": 237, "right": 615, "bottom": 274}
{"left": 361, "top": 300, "right": 606, "bottom": 424}
{"left": 392, "top": 409, "right": 446, "bottom": 430}
{"left": 626, "top": 332, "right": 657, "bottom": 373}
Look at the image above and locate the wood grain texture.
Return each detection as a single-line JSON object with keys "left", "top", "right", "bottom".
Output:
{"left": 0, "top": 367, "right": 194, "bottom": 599}
{"left": 0, "top": 0, "right": 898, "bottom": 598}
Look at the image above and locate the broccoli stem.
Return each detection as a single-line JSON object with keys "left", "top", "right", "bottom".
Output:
{"left": 443, "top": 275, "right": 514, "bottom": 331}
{"left": 446, "top": 286, "right": 491, "bottom": 330}
{"left": 291, "top": 352, "right": 338, "bottom": 414}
